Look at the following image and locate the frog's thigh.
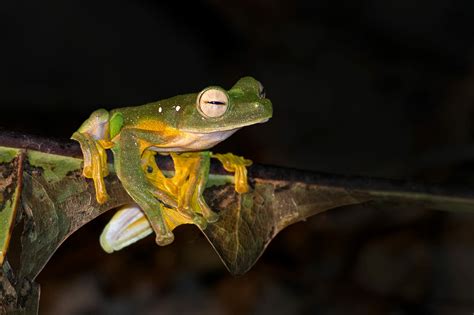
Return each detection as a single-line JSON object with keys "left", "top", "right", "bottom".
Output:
{"left": 113, "top": 129, "right": 174, "bottom": 246}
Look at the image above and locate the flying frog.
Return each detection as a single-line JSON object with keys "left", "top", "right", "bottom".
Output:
{"left": 72, "top": 77, "right": 272, "bottom": 248}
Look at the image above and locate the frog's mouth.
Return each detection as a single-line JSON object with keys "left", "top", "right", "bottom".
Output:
{"left": 184, "top": 116, "right": 270, "bottom": 134}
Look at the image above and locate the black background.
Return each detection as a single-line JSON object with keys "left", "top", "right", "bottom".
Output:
{"left": 2, "top": 1, "right": 474, "bottom": 314}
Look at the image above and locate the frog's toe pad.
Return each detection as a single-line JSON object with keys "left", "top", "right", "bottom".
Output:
{"left": 155, "top": 231, "right": 175, "bottom": 246}
{"left": 204, "top": 212, "right": 219, "bottom": 224}
{"left": 100, "top": 204, "right": 153, "bottom": 253}
{"left": 192, "top": 215, "right": 208, "bottom": 230}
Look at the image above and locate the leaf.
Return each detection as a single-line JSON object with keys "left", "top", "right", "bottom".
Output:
{"left": 0, "top": 261, "right": 39, "bottom": 315}
{"left": 0, "top": 148, "right": 23, "bottom": 266}
{"left": 18, "top": 150, "right": 131, "bottom": 280}
{"left": 203, "top": 182, "right": 368, "bottom": 274}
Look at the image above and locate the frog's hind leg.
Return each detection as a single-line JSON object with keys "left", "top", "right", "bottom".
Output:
{"left": 112, "top": 129, "right": 177, "bottom": 246}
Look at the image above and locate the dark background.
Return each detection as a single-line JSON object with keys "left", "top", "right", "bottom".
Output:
{"left": 2, "top": 1, "right": 474, "bottom": 314}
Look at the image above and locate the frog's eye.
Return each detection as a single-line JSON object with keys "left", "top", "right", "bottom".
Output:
{"left": 197, "top": 88, "right": 229, "bottom": 118}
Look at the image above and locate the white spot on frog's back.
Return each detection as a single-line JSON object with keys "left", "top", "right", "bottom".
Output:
{"left": 176, "top": 106, "right": 181, "bottom": 111}
{"left": 158, "top": 107, "right": 162, "bottom": 113}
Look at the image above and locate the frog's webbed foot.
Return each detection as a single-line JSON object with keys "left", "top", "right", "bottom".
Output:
{"left": 170, "top": 152, "right": 219, "bottom": 225}
{"left": 100, "top": 204, "right": 153, "bottom": 253}
{"left": 142, "top": 151, "right": 210, "bottom": 230}
{"left": 141, "top": 150, "right": 179, "bottom": 202}
{"left": 100, "top": 203, "right": 198, "bottom": 252}
{"left": 212, "top": 153, "right": 252, "bottom": 194}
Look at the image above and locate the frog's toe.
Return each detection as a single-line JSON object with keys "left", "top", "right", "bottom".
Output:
{"left": 155, "top": 231, "right": 175, "bottom": 246}
{"left": 204, "top": 211, "right": 219, "bottom": 224}
{"left": 192, "top": 214, "right": 208, "bottom": 230}
{"left": 196, "top": 197, "right": 219, "bottom": 223}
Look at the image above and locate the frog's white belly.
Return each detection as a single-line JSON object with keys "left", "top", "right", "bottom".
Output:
{"left": 149, "top": 129, "right": 238, "bottom": 152}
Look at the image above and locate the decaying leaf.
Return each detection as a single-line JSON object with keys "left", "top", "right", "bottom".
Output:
{"left": 0, "top": 148, "right": 23, "bottom": 266}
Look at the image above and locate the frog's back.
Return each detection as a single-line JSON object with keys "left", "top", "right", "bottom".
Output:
{"left": 110, "top": 101, "right": 166, "bottom": 128}
{"left": 110, "top": 93, "right": 195, "bottom": 130}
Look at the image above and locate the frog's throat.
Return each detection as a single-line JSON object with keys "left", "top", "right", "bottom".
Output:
{"left": 149, "top": 128, "right": 239, "bottom": 152}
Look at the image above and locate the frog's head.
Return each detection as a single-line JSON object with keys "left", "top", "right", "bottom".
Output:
{"left": 178, "top": 76, "right": 272, "bottom": 133}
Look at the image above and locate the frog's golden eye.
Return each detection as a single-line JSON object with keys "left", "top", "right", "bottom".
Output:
{"left": 197, "top": 88, "right": 229, "bottom": 118}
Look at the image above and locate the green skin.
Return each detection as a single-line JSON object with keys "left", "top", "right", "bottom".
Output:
{"left": 72, "top": 77, "right": 272, "bottom": 246}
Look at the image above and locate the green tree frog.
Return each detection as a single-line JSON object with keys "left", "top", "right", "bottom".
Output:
{"left": 72, "top": 77, "right": 272, "bottom": 250}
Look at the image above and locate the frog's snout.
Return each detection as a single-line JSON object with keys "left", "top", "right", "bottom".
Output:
{"left": 259, "top": 98, "right": 273, "bottom": 119}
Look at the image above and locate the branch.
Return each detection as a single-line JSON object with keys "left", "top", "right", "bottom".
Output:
{"left": 0, "top": 131, "right": 473, "bottom": 313}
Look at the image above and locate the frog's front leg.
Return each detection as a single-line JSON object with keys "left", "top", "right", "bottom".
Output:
{"left": 71, "top": 109, "right": 112, "bottom": 204}
{"left": 112, "top": 128, "right": 178, "bottom": 246}
{"left": 212, "top": 153, "right": 252, "bottom": 193}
